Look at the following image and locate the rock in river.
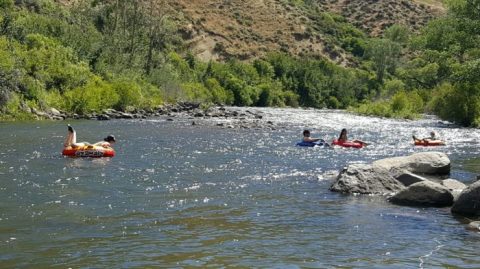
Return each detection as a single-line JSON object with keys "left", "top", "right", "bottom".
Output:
{"left": 451, "top": 180, "right": 480, "bottom": 216}
{"left": 389, "top": 181, "right": 454, "bottom": 207}
{"left": 373, "top": 151, "right": 450, "bottom": 175}
{"left": 330, "top": 164, "right": 405, "bottom": 195}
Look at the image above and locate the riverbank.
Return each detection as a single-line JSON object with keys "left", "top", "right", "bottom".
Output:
{"left": 21, "top": 102, "right": 277, "bottom": 130}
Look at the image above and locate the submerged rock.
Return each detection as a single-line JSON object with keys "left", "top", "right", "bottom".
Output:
{"left": 389, "top": 181, "right": 454, "bottom": 207}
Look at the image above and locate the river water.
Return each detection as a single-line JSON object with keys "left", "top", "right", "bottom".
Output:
{"left": 1, "top": 108, "right": 480, "bottom": 268}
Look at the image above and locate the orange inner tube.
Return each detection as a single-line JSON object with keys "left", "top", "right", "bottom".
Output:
{"left": 414, "top": 140, "right": 445, "bottom": 146}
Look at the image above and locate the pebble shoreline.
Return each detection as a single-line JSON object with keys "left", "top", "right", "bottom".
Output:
{"left": 32, "top": 102, "right": 275, "bottom": 130}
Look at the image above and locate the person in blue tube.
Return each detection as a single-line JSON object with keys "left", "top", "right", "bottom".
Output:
{"left": 302, "top": 129, "right": 322, "bottom": 143}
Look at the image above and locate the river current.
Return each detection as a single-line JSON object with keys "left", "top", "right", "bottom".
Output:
{"left": 1, "top": 107, "right": 480, "bottom": 268}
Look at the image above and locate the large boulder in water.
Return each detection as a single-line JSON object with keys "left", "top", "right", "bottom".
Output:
{"left": 451, "top": 180, "right": 480, "bottom": 216}
{"left": 373, "top": 152, "right": 450, "bottom": 175}
{"left": 330, "top": 164, "right": 405, "bottom": 195}
{"left": 389, "top": 181, "right": 454, "bottom": 207}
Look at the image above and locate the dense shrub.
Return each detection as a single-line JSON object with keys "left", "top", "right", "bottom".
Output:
{"left": 428, "top": 83, "right": 480, "bottom": 127}
{"left": 354, "top": 90, "right": 423, "bottom": 119}
{"left": 112, "top": 80, "right": 142, "bottom": 111}
{"left": 204, "top": 78, "right": 233, "bottom": 105}
{"left": 63, "top": 77, "right": 119, "bottom": 114}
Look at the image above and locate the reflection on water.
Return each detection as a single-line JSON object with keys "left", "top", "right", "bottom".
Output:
{"left": 1, "top": 108, "right": 480, "bottom": 268}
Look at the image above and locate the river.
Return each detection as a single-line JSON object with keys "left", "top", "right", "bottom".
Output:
{"left": 1, "top": 107, "right": 480, "bottom": 268}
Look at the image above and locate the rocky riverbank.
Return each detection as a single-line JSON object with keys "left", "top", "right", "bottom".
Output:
{"left": 30, "top": 102, "right": 275, "bottom": 130}
{"left": 330, "top": 151, "right": 480, "bottom": 229}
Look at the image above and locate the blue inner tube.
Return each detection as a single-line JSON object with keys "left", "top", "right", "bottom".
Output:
{"left": 296, "top": 141, "right": 327, "bottom": 147}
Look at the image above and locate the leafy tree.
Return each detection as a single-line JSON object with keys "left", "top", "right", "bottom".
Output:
{"left": 364, "top": 38, "right": 401, "bottom": 83}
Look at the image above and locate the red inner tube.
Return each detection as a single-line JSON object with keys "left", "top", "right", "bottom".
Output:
{"left": 62, "top": 146, "right": 115, "bottom": 158}
{"left": 332, "top": 139, "right": 363, "bottom": 148}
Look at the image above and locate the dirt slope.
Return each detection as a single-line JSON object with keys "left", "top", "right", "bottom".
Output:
{"left": 173, "top": 0, "right": 444, "bottom": 63}
{"left": 58, "top": 0, "right": 444, "bottom": 63}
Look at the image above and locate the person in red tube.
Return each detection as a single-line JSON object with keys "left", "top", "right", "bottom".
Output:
{"left": 64, "top": 124, "right": 116, "bottom": 149}
{"left": 338, "top": 128, "right": 367, "bottom": 146}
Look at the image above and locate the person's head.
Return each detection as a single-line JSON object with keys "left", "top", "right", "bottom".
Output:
{"left": 303, "top": 130, "right": 311, "bottom": 137}
{"left": 104, "top": 135, "right": 116, "bottom": 144}
{"left": 339, "top": 128, "right": 347, "bottom": 139}
{"left": 430, "top": 131, "right": 436, "bottom": 138}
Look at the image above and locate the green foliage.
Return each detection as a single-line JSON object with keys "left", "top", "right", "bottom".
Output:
{"left": 365, "top": 38, "right": 402, "bottom": 83}
{"left": 381, "top": 79, "right": 405, "bottom": 97}
{"left": 396, "top": 58, "right": 439, "bottom": 89}
{"left": 283, "top": 90, "right": 300, "bottom": 107}
{"left": 403, "top": 0, "right": 480, "bottom": 126}
{"left": 23, "top": 34, "right": 92, "bottom": 92}
{"left": 384, "top": 24, "right": 410, "bottom": 44}
{"left": 64, "top": 77, "right": 119, "bottom": 114}
{"left": 341, "top": 36, "right": 366, "bottom": 57}
{"left": 0, "top": 0, "right": 13, "bottom": 11}
{"left": 112, "top": 80, "right": 142, "bottom": 111}
{"left": 326, "top": 96, "right": 341, "bottom": 109}
{"left": 428, "top": 81, "right": 480, "bottom": 127}
{"left": 0, "top": 92, "right": 35, "bottom": 120}
{"left": 257, "top": 82, "right": 286, "bottom": 107}
{"left": 181, "top": 82, "right": 212, "bottom": 102}
{"left": 354, "top": 90, "right": 423, "bottom": 119}
{"left": 253, "top": 59, "right": 275, "bottom": 79}
{"left": 204, "top": 78, "right": 233, "bottom": 105}
{"left": 354, "top": 100, "right": 392, "bottom": 118}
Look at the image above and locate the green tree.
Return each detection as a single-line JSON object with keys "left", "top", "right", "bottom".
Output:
{"left": 365, "top": 38, "right": 401, "bottom": 83}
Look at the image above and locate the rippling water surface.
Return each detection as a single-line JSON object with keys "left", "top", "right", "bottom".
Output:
{"left": 1, "top": 108, "right": 480, "bottom": 268}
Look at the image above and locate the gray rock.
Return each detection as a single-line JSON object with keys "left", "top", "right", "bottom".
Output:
{"left": 103, "top": 108, "right": 119, "bottom": 116}
{"left": 467, "top": 221, "right": 480, "bottom": 231}
{"left": 49, "top": 107, "right": 62, "bottom": 116}
{"left": 441, "top": 179, "right": 467, "bottom": 202}
{"left": 441, "top": 179, "right": 467, "bottom": 191}
{"left": 97, "top": 114, "right": 110, "bottom": 120}
{"left": 395, "top": 172, "right": 428, "bottom": 186}
{"left": 389, "top": 181, "right": 454, "bottom": 207}
{"left": 373, "top": 152, "right": 450, "bottom": 175}
{"left": 330, "top": 164, "right": 405, "bottom": 195}
{"left": 31, "top": 108, "right": 49, "bottom": 118}
{"left": 451, "top": 180, "right": 480, "bottom": 216}
{"left": 51, "top": 115, "right": 64, "bottom": 120}
{"left": 119, "top": 112, "right": 134, "bottom": 119}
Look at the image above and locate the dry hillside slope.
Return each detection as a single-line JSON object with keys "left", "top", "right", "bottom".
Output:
{"left": 173, "top": 0, "right": 444, "bottom": 63}
{"left": 59, "top": 0, "right": 444, "bottom": 63}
